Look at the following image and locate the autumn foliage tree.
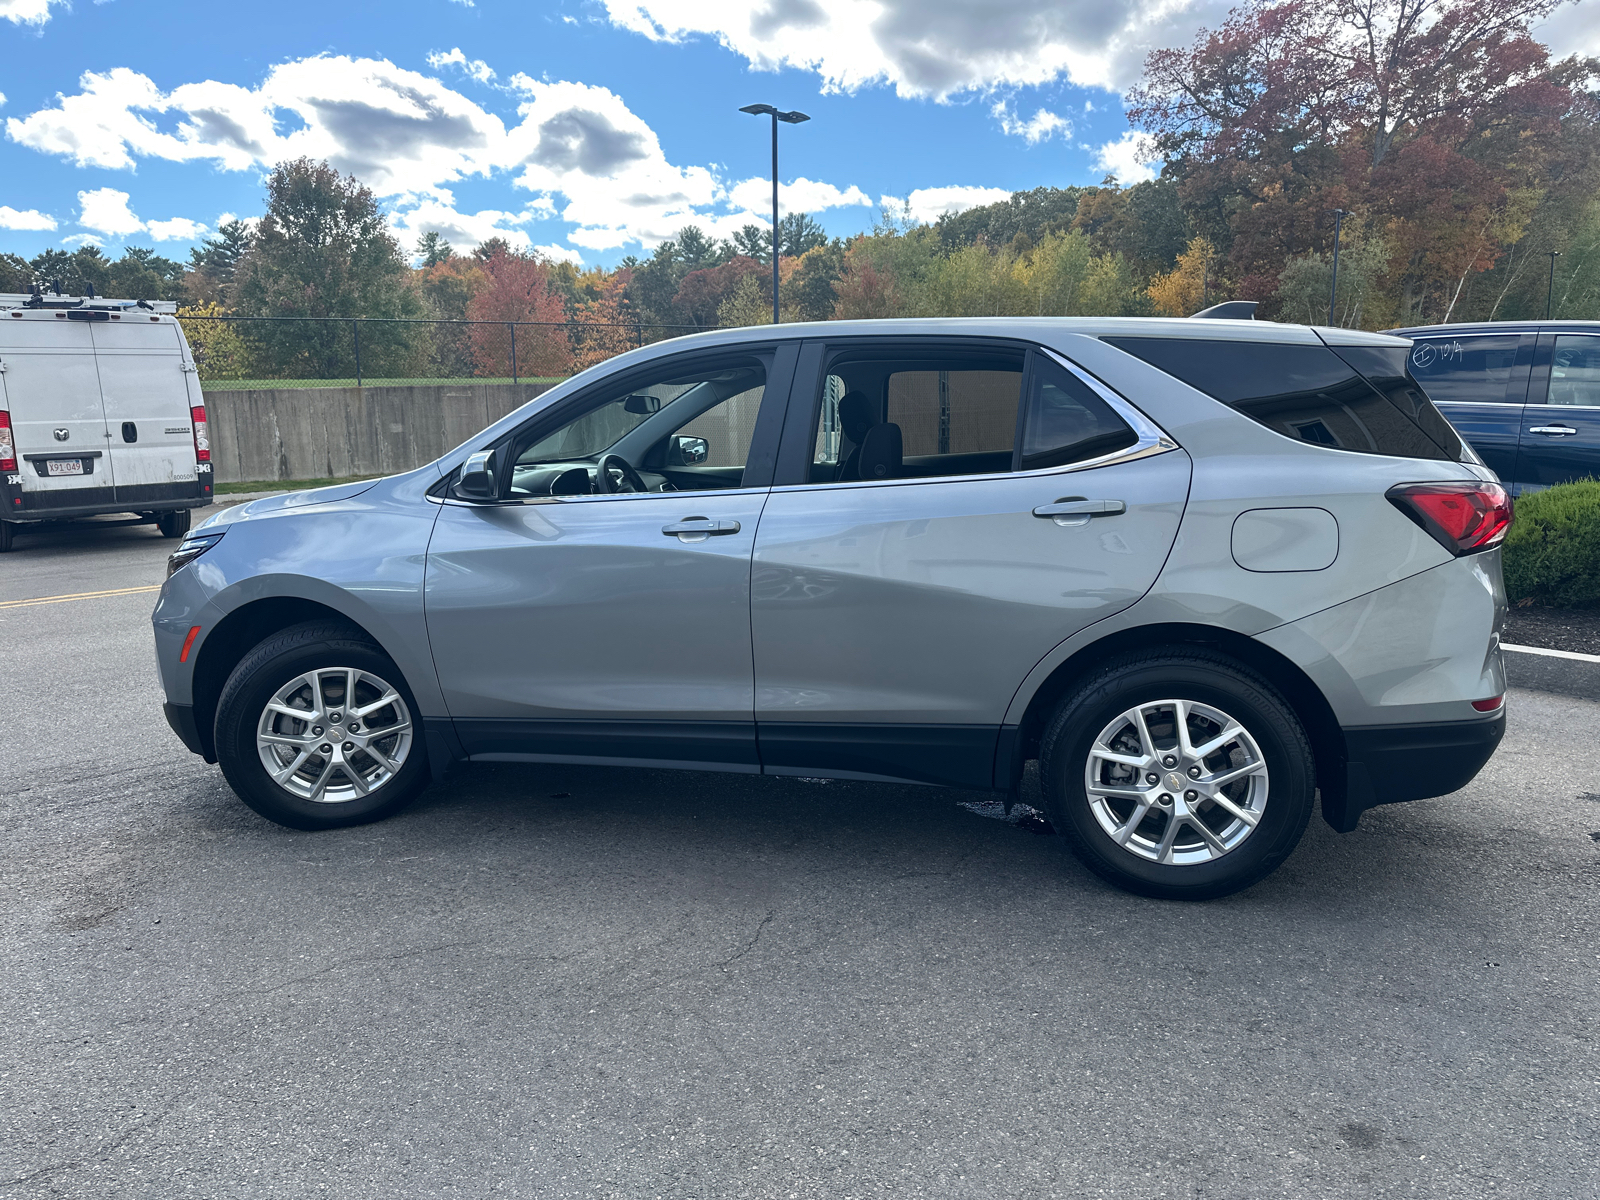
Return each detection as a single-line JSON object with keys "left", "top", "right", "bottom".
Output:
{"left": 466, "top": 248, "right": 572, "bottom": 377}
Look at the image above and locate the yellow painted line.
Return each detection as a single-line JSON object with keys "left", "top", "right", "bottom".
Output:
{"left": 0, "top": 584, "right": 162, "bottom": 611}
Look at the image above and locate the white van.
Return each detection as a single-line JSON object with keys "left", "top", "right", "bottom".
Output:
{"left": 0, "top": 292, "right": 214, "bottom": 551}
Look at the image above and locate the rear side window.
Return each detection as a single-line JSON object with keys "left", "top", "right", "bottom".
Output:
{"left": 1549, "top": 335, "right": 1600, "bottom": 407}
{"left": 1102, "top": 337, "right": 1460, "bottom": 461}
{"left": 1020, "top": 355, "right": 1137, "bottom": 470}
{"left": 1406, "top": 335, "right": 1521, "bottom": 404}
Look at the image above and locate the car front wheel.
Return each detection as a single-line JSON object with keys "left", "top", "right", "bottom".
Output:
{"left": 213, "top": 622, "right": 429, "bottom": 830}
{"left": 1039, "top": 649, "right": 1315, "bottom": 900}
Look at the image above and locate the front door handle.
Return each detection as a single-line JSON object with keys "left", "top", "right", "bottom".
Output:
{"left": 1033, "top": 498, "right": 1125, "bottom": 526}
{"left": 1528, "top": 425, "right": 1578, "bottom": 436}
{"left": 662, "top": 517, "right": 741, "bottom": 542}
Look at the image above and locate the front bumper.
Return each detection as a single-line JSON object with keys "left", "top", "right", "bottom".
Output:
{"left": 1323, "top": 710, "right": 1506, "bottom": 832}
{"left": 163, "top": 702, "right": 214, "bottom": 761}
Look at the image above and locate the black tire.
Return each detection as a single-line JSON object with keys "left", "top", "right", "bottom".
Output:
{"left": 214, "top": 621, "right": 430, "bottom": 831}
{"left": 0, "top": 521, "right": 13, "bottom": 553}
{"left": 1039, "top": 649, "right": 1315, "bottom": 901}
{"left": 157, "top": 509, "right": 191, "bottom": 538}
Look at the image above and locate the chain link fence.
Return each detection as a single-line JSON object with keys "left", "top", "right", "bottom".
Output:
{"left": 178, "top": 316, "right": 704, "bottom": 389}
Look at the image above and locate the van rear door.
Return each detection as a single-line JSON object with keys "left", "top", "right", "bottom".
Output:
{"left": 3, "top": 314, "right": 116, "bottom": 511}
{"left": 93, "top": 317, "right": 203, "bottom": 509}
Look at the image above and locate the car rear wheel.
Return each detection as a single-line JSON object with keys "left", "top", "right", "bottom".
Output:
{"left": 157, "top": 509, "right": 191, "bottom": 538}
{"left": 0, "top": 521, "right": 13, "bottom": 553}
{"left": 214, "top": 622, "right": 429, "bottom": 830}
{"left": 1039, "top": 649, "right": 1315, "bottom": 900}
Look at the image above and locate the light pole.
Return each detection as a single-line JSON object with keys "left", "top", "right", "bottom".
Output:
{"left": 739, "top": 103, "right": 810, "bottom": 325}
{"left": 1546, "top": 250, "right": 1562, "bottom": 319}
{"left": 1328, "top": 208, "right": 1350, "bottom": 327}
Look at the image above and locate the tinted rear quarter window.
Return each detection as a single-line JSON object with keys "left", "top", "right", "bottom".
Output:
{"left": 1102, "top": 336, "right": 1459, "bottom": 461}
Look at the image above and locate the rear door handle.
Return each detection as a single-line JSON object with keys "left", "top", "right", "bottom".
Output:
{"left": 1528, "top": 425, "right": 1578, "bottom": 436}
{"left": 662, "top": 517, "right": 741, "bottom": 541}
{"left": 1033, "top": 498, "right": 1125, "bottom": 526}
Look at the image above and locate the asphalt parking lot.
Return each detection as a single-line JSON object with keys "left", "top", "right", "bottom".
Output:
{"left": 2, "top": 516, "right": 1598, "bottom": 1199}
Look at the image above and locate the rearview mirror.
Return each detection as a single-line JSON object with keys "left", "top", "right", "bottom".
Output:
{"left": 454, "top": 450, "right": 497, "bottom": 501}
{"left": 668, "top": 435, "right": 709, "bottom": 466}
{"left": 623, "top": 394, "right": 662, "bottom": 415}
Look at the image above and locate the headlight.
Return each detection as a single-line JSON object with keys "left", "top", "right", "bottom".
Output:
{"left": 167, "top": 531, "right": 225, "bottom": 578}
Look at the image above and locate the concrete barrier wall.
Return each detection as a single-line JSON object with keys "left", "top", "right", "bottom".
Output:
{"left": 203, "top": 381, "right": 559, "bottom": 484}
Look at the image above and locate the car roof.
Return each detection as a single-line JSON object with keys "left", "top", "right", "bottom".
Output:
{"left": 1387, "top": 320, "right": 1600, "bottom": 336}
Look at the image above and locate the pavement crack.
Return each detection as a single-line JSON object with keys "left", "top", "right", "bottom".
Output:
{"left": 716, "top": 910, "right": 774, "bottom": 971}
{"left": 225, "top": 940, "right": 486, "bottom": 998}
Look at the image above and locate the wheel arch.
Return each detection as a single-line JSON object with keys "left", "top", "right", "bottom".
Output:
{"left": 189, "top": 597, "right": 375, "bottom": 762}
{"left": 1007, "top": 622, "right": 1347, "bottom": 805}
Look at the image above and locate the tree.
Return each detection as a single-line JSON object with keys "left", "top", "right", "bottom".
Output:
{"left": 233, "top": 158, "right": 423, "bottom": 378}
{"left": 1146, "top": 237, "right": 1217, "bottom": 316}
{"left": 718, "top": 272, "right": 777, "bottom": 327}
{"left": 672, "top": 256, "right": 765, "bottom": 327}
{"left": 784, "top": 240, "right": 846, "bottom": 321}
{"left": 934, "top": 187, "right": 1084, "bottom": 249}
{"left": 0, "top": 253, "right": 29, "bottom": 293}
{"left": 190, "top": 220, "right": 254, "bottom": 282}
{"left": 778, "top": 213, "right": 829, "bottom": 258}
{"left": 732, "top": 224, "right": 772, "bottom": 263}
{"left": 466, "top": 248, "right": 572, "bottom": 377}
{"left": 108, "top": 247, "right": 185, "bottom": 303}
{"left": 416, "top": 231, "right": 455, "bottom": 267}
{"left": 29, "top": 247, "right": 110, "bottom": 297}
{"left": 831, "top": 243, "right": 900, "bottom": 319}
{"left": 178, "top": 301, "right": 252, "bottom": 380}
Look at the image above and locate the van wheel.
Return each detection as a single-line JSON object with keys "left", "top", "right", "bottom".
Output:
{"left": 157, "top": 509, "right": 191, "bottom": 538}
{"left": 1038, "top": 649, "right": 1315, "bottom": 901}
{"left": 213, "top": 622, "right": 429, "bottom": 831}
{"left": 0, "top": 522, "right": 13, "bottom": 553}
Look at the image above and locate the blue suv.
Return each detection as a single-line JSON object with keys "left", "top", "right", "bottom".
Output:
{"left": 1388, "top": 322, "right": 1600, "bottom": 494}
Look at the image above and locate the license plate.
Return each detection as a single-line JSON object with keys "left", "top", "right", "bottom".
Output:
{"left": 46, "top": 459, "right": 84, "bottom": 476}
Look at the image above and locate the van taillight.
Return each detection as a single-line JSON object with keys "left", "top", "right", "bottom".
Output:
{"left": 191, "top": 405, "right": 210, "bottom": 463}
{"left": 1387, "top": 481, "right": 1512, "bottom": 555}
{"left": 0, "top": 410, "right": 14, "bottom": 472}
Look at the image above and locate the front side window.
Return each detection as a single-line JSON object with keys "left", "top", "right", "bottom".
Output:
{"left": 1405, "top": 335, "right": 1522, "bottom": 405}
{"left": 509, "top": 357, "right": 767, "bottom": 496}
{"left": 1104, "top": 336, "right": 1459, "bottom": 462}
{"left": 1548, "top": 335, "right": 1600, "bottom": 407}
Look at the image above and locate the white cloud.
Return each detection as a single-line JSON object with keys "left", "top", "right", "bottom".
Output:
{"left": 885, "top": 185, "right": 1012, "bottom": 223}
{"left": 1092, "top": 130, "right": 1160, "bottom": 183}
{"left": 146, "top": 216, "right": 209, "bottom": 241}
{"left": 427, "top": 47, "right": 496, "bottom": 84}
{"left": 78, "top": 187, "right": 145, "bottom": 237}
{"left": 0, "top": 205, "right": 56, "bottom": 230}
{"left": 534, "top": 242, "right": 585, "bottom": 265}
{"left": 61, "top": 233, "right": 104, "bottom": 248}
{"left": 599, "top": 0, "right": 1233, "bottom": 96}
{"left": 0, "top": 0, "right": 66, "bottom": 26}
{"left": 8, "top": 54, "right": 879, "bottom": 257}
{"left": 992, "top": 100, "right": 1071, "bottom": 143}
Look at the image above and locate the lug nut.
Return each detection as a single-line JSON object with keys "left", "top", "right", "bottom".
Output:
{"left": 1188, "top": 765, "right": 1201, "bottom": 778}
{"left": 1185, "top": 790, "right": 1198, "bottom": 801}
{"left": 348, "top": 722, "right": 359, "bottom": 733}
{"left": 319, "top": 744, "right": 332, "bottom": 755}
{"left": 1158, "top": 793, "right": 1173, "bottom": 807}
{"left": 329, "top": 712, "right": 342, "bottom": 724}
{"left": 342, "top": 742, "right": 354, "bottom": 753}
{"left": 1146, "top": 772, "right": 1160, "bottom": 784}
{"left": 1162, "top": 755, "right": 1177, "bottom": 768}
{"left": 311, "top": 725, "right": 322, "bottom": 736}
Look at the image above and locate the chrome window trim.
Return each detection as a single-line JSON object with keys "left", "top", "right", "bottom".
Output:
{"left": 431, "top": 484, "right": 773, "bottom": 509}
{"left": 772, "top": 345, "right": 1179, "bottom": 495}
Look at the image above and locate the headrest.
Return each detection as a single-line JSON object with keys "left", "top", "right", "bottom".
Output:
{"left": 857, "top": 422, "right": 902, "bottom": 480}
{"left": 838, "top": 390, "right": 873, "bottom": 443}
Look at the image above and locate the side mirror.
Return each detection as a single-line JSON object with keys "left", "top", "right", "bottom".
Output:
{"left": 454, "top": 450, "right": 497, "bottom": 501}
{"left": 668, "top": 435, "right": 709, "bottom": 466}
{"left": 623, "top": 394, "right": 662, "bottom": 415}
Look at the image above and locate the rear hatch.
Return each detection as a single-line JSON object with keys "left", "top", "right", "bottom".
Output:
{"left": 3, "top": 312, "right": 116, "bottom": 513}
{"left": 93, "top": 316, "right": 209, "bottom": 509}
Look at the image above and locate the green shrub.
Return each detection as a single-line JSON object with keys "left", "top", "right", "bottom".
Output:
{"left": 1502, "top": 479, "right": 1600, "bottom": 608}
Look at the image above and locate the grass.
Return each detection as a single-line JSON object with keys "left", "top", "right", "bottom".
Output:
{"left": 216, "top": 474, "right": 386, "bottom": 495}
{"left": 200, "top": 376, "right": 567, "bottom": 391}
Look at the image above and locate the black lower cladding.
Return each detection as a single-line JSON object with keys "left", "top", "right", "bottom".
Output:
{"left": 450, "top": 719, "right": 1001, "bottom": 788}
{"left": 1324, "top": 711, "right": 1506, "bottom": 832}
{"left": 757, "top": 723, "right": 999, "bottom": 789}
{"left": 455, "top": 719, "right": 761, "bottom": 769}
{"left": 163, "top": 702, "right": 206, "bottom": 757}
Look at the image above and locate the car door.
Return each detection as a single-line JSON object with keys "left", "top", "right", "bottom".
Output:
{"left": 92, "top": 317, "right": 203, "bottom": 507}
{"left": 424, "top": 343, "right": 795, "bottom": 769}
{"left": 750, "top": 338, "right": 1191, "bottom": 790}
{"left": 1515, "top": 331, "right": 1600, "bottom": 490}
{"left": 1404, "top": 332, "right": 1532, "bottom": 489}
{"left": 3, "top": 314, "right": 116, "bottom": 509}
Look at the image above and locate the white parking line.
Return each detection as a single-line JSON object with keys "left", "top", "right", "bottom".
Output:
{"left": 1502, "top": 642, "right": 1600, "bottom": 665}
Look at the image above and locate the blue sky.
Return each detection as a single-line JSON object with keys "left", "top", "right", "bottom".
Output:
{"left": 2, "top": 0, "right": 1595, "bottom": 268}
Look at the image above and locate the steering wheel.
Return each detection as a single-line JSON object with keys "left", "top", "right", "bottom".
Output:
{"left": 595, "top": 452, "right": 649, "bottom": 494}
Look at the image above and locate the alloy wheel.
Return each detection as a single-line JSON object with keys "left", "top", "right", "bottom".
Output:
{"left": 256, "top": 667, "right": 413, "bottom": 803}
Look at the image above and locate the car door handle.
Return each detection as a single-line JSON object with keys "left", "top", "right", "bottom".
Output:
{"left": 1528, "top": 425, "right": 1578, "bottom": 436}
{"left": 661, "top": 517, "right": 741, "bottom": 540}
{"left": 1033, "top": 499, "right": 1126, "bottom": 525}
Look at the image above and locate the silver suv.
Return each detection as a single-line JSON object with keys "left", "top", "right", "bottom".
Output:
{"left": 153, "top": 319, "right": 1511, "bottom": 899}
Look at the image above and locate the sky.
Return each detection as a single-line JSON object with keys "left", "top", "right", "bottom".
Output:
{"left": 1, "top": 0, "right": 1597, "bottom": 269}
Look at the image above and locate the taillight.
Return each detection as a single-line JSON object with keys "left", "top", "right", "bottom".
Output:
{"left": 0, "top": 410, "right": 14, "bottom": 472}
{"left": 1387, "top": 481, "right": 1512, "bottom": 555}
{"left": 191, "top": 405, "right": 210, "bottom": 463}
